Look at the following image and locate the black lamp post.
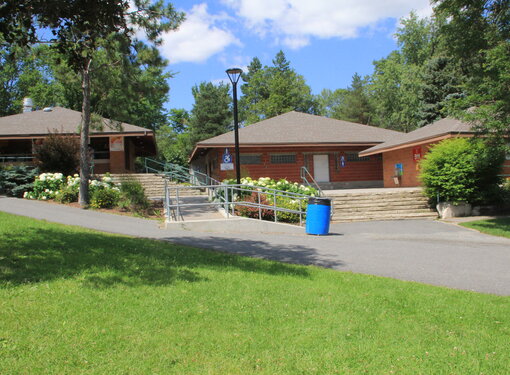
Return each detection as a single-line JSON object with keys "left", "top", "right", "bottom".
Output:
{"left": 226, "top": 67, "right": 243, "bottom": 184}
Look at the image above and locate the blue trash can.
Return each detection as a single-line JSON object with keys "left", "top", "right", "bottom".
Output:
{"left": 306, "top": 197, "right": 331, "bottom": 235}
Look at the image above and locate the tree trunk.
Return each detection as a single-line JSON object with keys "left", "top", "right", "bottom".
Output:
{"left": 78, "top": 59, "right": 92, "bottom": 207}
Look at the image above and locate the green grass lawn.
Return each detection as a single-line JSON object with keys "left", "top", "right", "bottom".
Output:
{"left": 460, "top": 217, "right": 510, "bottom": 239}
{"left": 1, "top": 212, "right": 509, "bottom": 374}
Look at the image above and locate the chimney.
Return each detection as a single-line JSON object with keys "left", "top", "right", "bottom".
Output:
{"left": 23, "top": 97, "right": 33, "bottom": 113}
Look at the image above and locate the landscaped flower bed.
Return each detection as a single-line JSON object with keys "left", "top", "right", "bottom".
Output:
{"left": 21, "top": 172, "right": 160, "bottom": 217}
{"left": 222, "top": 177, "right": 319, "bottom": 223}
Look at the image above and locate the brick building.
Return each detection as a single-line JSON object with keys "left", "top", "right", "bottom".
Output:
{"left": 190, "top": 111, "right": 401, "bottom": 188}
{"left": 359, "top": 117, "right": 510, "bottom": 187}
{"left": 0, "top": 106, "right": 156, "bottom": 174}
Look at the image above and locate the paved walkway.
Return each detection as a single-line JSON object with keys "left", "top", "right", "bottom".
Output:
{"left": 1, "top": 196, "right": 510, "bottom": 296}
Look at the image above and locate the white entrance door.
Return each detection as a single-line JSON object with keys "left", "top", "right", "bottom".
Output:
{"left": 313, "top": 154, "right": 330, "bottom": 182}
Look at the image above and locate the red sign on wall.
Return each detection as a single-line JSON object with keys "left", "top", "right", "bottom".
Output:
{"left": 412, "top": 146, "right": 422, "bottom": 162}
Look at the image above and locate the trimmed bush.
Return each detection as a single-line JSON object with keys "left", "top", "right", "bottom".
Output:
{"left": 419, "top": 138, "right": 505, "bottom": 204}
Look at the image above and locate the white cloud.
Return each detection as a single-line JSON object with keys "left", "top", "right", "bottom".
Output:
{"left": 159, "top": 3, "right": 240, "bottom": 64}
{"left": 222, "top": 0, "right": 432, "bottom": 49}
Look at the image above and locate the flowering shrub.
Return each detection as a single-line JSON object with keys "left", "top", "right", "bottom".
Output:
{"left": 55, "top": 175, "right": 80, "bottom": 203}
{"left": 24, "top": 173, "right": 120, "bottom": 208}
{"left": 222, "top": 177, "right": 315, "bottom": 223}
{"left": 24, "top": 172, "right": 66, "bottom": 200}
{"left": 222, "top": 177, "right": 318, "bottom": 196}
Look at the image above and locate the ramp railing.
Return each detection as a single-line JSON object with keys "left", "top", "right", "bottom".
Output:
{"left": 164, "top": 182, "right": 310, "bottom": 225}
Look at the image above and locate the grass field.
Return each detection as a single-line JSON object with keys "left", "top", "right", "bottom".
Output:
{"left": 460, "top": 217, "right": 510, "bottom": 239}
{"left": 1, "top": 211, "right": 509, "bottom": 374}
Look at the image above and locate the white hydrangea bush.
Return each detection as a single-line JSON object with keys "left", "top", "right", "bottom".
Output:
{"left": 23, "top": 173, "right": 120, "bottom": 204}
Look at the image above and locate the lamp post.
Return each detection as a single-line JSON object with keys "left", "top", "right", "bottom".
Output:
{"left": 226, "top": 67, "right": 243, "bottom": 184}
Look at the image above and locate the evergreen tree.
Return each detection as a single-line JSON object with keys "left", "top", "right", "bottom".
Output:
{"left": 418, "top": 56, "right": 463, "bottom": 126}
{"left": 338, "top": 73, "right": 373, "bottom": 124}
{"left": 240, "top": 50, "right": 319, "bottom": 124}
{"left": 188, "top": 82, "right": 232, "bottom": 145}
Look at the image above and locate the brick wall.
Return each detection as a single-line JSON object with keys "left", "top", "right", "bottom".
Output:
{"left": 382, "top": 140, "right": 510, "bottom": 187}
{"left": 207, "top": 145, "right": 383, "bottom": 183}
{"left": 382, "top": 144, "right": 433, "bottom": 187}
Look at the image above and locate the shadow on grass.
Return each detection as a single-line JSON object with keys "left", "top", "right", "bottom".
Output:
{"left": 0, "top": 222, "right": 334, "bottom": 288}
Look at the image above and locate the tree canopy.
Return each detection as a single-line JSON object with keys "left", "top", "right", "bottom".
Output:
{"left": 240, "top": 50, "right": 319, "bottom": 124}
{"left": 0, "top": 0, "right": 184, "bottom": 205}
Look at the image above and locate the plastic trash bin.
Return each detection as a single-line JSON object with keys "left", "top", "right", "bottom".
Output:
{"left": 306, "top": 197, "right": 331, "bottom": 235}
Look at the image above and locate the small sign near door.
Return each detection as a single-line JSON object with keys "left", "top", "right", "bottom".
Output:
{"left": 110, "top": 136, "right": 123, "bottom": 151}
{"left": 221, "top": 148, "right": 234, "bottom": 171}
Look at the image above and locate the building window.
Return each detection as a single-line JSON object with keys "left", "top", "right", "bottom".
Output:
{"left": 90, "top": 137, "right": 110, "bottom": 160}
{"left": 240, "top": 154, "right": 262, "bottom": 164}
{"left": 346, "top": 152, "right": 370, "bottom": 162}
{"left": 270, "top": 154, "right": 296, "bottom": 164}
{"left": 506, "top": 143, "right": 510, "bottom": 160}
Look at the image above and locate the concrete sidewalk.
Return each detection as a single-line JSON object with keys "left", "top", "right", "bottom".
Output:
{"left": 1, "top": 196, "right": 510, "bottom": 296}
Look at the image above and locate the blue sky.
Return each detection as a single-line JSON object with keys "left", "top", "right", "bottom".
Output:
{"left": 159, "top": 0, "right": 432, "bottom": 111}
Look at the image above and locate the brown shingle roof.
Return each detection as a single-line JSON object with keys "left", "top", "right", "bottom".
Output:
{"left": 359, "top": 117, "right": 475, "bottom": 156}
{"left": 196, "top": 111, "right": 402, "bottom": 146}
{"left": 0, "top": 106, "right": 153, "bottom": 137}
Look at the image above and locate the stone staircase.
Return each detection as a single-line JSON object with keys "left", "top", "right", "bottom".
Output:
{"left": 105, "top": 174, "right": 207, "bottom": 199}
{"left": 327, "top": 188, "right": 438, "bottom": 222}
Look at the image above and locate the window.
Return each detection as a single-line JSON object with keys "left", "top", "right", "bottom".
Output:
{"left": 346, "top": 152, "right": 370, "bottom": 162}
{"left": 90, "top": 137, "right": 110, "bottom": 160}
{"left": 270, "top": 154, "right": 296, "bottom": 164}
{"left": 240, "top": 154, "right": 262, "bottom": 164}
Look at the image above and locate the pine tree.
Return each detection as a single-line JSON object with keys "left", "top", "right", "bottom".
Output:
{"left": 188, "top": 82, "right": 232, "bottom": 145}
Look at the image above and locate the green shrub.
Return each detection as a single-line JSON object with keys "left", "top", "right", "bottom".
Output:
{"left": 419, "top": 138, "right": 505, "bottom": 204}
{"left": 55, "top": 184, "right": 79, "bottom": 203}
{"left": 0, "top": 165, "right": 39, "bottom": 197}
{"left": 118, "top": 179, "right": 150, "bottom": 214}
{"left": 90, "top": 187, "right": 120, "bottom": 209}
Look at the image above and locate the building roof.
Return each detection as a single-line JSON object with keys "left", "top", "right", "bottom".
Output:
{"left": 0, "top": 106, "right": 153, "bottom": 137}
{"left": 192, "top": 111, "right": 402, "bottom": 159}
{"left": 359, "top": 117, "right": 475, "bottom": 156}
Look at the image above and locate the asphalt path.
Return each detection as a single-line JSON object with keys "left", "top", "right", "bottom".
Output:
{"left": 1, "top": 196, "right": 510, "bottom": 296}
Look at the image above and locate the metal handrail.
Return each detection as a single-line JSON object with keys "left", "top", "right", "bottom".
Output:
{"left": 0, "top": 155, "right": 34, "bottom": 163}
{"left": 300, "top": 166, "right": 323, "bottom": 196}
{"left": 165, "top": 183, "right": 311, "bottom": 225}
{"left": 143, "top": 157, "right": 221, "bottom": 187}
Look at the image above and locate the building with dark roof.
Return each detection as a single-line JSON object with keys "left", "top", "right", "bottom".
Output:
{"left": 359, "top": 117, "right": 510, "bottom": 187}
{"left": 0, "top": 106, "right": 156, "bottom": 173}
{"left": 190, "top": 111, "right": 403, "bottom": 188}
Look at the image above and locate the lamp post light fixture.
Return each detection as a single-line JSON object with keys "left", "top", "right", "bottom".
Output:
{"left": 226, "top": 67, "right": 243, "bottom": 184}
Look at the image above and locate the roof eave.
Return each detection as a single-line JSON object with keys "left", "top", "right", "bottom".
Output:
{"left": 359, "top": 132, "right": 475, "bottom": 157}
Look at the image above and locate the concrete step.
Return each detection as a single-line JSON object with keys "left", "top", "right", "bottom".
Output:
{"left": 333, "top": 205, "right": 433, "bottom": 214}
{"left": 327, "top": 188, "right": 437, "bottom": 222}
{"left": 102, "top": 173, "right": 207, "bottom": 199}
{"left": 332, "top": 197, "right": 429, "bottom": 206}
{"left": 332, "top": 211, "right": 438, "bottom": 222}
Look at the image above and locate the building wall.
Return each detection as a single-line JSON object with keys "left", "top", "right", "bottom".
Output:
{"left": 382, "top": 144, "right": 433, "bottom": 187}
{"left": 207, "top": 146, "right": 383, "bottom": 186}
{"left": 382, "top": 139, "right": 510, "bottom": 187}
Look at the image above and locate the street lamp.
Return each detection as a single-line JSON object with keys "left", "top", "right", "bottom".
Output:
{"left": 226, "top": 67, "right": 243, "bottom": 184}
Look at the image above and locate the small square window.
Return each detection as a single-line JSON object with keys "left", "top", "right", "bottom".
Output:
{"left": 270, "top": 154, "right": 296, "bottom": 164}
{"left": 240, "top": 154, "right": 262, "bottom": 164}
{"left": 346, "top": 152, "right": 370, "bottom": 162}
